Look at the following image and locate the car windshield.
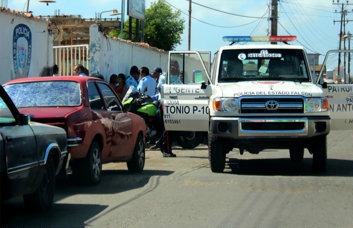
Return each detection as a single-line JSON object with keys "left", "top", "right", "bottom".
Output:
{"left": 218, "top": 49, "right": 310, "bottom": 83}
{"left": 4, "top": 81, "right": 81, "bottom": 107}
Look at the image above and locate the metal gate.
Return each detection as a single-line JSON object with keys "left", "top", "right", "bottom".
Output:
{"left": 53, "top": 44, "right": 89, "bottom": 76}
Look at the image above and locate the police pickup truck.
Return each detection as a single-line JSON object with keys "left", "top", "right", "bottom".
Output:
{"left": 160, "top": 35, "right": 353, "bottom": 173}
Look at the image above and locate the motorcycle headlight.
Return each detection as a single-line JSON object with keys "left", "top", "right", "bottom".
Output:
{"left": 213, "top": 98, "right": 239, "bottom": 113}
{"left": 304, "top": 97, "right": 329, "bottom": 113}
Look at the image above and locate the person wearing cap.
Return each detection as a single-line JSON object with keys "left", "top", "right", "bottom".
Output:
{"left": 150, "top": 67, "right": 176, "bottom": 157}
{"left": 151, "top": 67, "right": 166, "bottom": 100}
{"left": 152, "top": 67, "right": 166, "bottom": 91}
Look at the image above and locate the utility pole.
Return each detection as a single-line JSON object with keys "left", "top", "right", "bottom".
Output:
{"left": 270, "top": 0, "right": 278, "bottom": 44}
{"left": 188, "top": 0, "right": 192, "bottom": 50}
{"left": 333, "top": 0, "right": 353, "bottom": 83}
{"left": 270, "top": 0, "right": 278, "bottom": 36}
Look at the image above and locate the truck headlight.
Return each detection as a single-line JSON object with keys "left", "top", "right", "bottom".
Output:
{"left": 213, "top": 98, "right": 239, "bottom": 112}
{"left": 304, "top": 98, "right": 329, "bottom": 113}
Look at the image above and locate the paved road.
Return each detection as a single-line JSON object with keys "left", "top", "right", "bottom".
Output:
{"left": 2, "top": 130, "right": 353, "bottom": 228}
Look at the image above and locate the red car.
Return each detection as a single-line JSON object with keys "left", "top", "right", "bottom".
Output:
{"left": 4, "top": 76, "right": 147, "bottom": 185}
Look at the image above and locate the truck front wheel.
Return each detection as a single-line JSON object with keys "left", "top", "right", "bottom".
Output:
{"left": 310, "top": 135, "right": 327, "bottom": 172}
{"left": 208, "top": 136, "right": 226, "bottom": 173}
{"left": 289, "top": 147, "right": 304, "bottom": 162}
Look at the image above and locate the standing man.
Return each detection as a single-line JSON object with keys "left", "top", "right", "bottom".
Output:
{"left": 73, "top": 64, "right": 87, "bottom": 76}
{"left": 151, "top": 67, "right": 166, "bottom": 100}
{"left": 137, "top": 66, "right": 157, "bottom": 97}
{"left": 150, "top": 67, "right": 176, "bottom": 157}
{"left": 125, "top": 65, "right": 140, "bottom": 92}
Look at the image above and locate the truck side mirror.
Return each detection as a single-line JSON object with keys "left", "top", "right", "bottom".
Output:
{"left": 322, "top": 82, "right": 328, "bottom": 89}
{"left": 201, "top": 82, "right": 207, "bottom": 89}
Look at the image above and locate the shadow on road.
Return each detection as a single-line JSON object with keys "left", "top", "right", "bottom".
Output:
{"left": 228, "top": 158, "right": 353, "bottom": 177}
{"left": 1, "top": 202, "right": 106, "bottom": 228}
{"left": 1, "top": 169, "right": 173, "bottom": 227}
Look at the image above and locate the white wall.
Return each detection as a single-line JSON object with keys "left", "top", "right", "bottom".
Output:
{"left": 89, "top": 24, "right": 168, "bottom": 81}
{"left": 0, "top": 10, "right": 53, "bottom": 84}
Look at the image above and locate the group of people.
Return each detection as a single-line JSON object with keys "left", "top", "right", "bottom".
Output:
{"left": 69, "top": 63, "right": 178, "bottom": 157}
{"left": 107, "top": 65, "right": 176, "bottom": 158}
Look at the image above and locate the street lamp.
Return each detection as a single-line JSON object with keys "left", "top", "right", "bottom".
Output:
{"left": 26, "top": 0, "right": 55, "bottom": 13}
{"left": 39, "top": 0, "right": 55, "bottom": 5}
{"left": 98, "top": 9, "right": 120, "bottom": 20}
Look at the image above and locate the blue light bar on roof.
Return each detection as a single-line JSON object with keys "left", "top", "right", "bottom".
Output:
{"left": 223, "top": 35, "right": 296, "bottom": 43}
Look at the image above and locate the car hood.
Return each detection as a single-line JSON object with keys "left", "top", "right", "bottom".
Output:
{"left": 217, "top": 81, "right": 323, "bottom": 97}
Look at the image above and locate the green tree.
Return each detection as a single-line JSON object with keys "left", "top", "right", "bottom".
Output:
{"left": 109, "top": 0, "right": 184, "bottom": 51}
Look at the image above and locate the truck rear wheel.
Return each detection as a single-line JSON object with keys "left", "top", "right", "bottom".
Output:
{"left": 175, "top": 131, "right": 203, "bottom": 149}
{"left": 208, "top": 136, "right": 226, "bottom": 173}
{"left": 310, "top": 135, "right": 327, "bottom": 172}
{"left": 289, "top": 147, "right": 304, "bottom": 162}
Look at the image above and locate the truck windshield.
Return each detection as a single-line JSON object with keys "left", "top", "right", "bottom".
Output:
{"left": 218, "top": 49, "right": 310, "bottom": 83}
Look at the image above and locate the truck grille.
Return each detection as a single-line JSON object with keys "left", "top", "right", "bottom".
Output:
{"left": 240, "top": 97, "right": 304, "bottom": 114}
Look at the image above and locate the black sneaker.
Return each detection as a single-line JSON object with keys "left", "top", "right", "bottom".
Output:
{"left": 163, "top": 152, "right": 176, "bottom": 157}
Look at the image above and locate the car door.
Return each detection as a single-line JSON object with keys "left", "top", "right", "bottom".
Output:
{"left": 95, "top": 82, "right": 134, "bottom": 158}
{"left": 318, "top": 50, "right": 353, "bottom": 130}
{"left": 161, "top": 51, "right": 212, "bottom": 132}
{"left": 0, "top": 91, "right": 37, "bottom": 182}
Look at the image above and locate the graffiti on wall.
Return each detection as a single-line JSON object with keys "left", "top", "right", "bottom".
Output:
{"left": 13, "top": 24, "right": 32, "bottom": 78}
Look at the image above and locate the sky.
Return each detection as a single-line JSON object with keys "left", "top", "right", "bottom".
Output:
{"left": 6, "top": 0, "right": 348, "bottom": 59}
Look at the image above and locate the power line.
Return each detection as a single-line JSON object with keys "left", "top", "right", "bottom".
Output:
{"left": 164, "top": 0, "right": 265, "bottom": 28}
{"left": 191, "top": 1, "right": 265, "bottom": 19}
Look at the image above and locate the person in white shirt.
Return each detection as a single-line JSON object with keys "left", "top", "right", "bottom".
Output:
{"left": 125, "top": 65, "right": 140, "bottom": 92}
{"left": 151, "top": 67, "right": 166, "bottom": 100}
{"left": 137, "top": 66, "right": 157, "bottom": 97}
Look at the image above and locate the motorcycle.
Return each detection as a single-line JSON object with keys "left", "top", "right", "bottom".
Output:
{"left": 122, "top": 87, "right": 162, "bottom": 145}
{"left": 122, "top": 87, "right": 203, "bottom": 149}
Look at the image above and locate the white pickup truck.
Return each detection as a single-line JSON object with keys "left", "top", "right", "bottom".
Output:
{"left": 161, "top": 35, "right": 353, "bottom": 173}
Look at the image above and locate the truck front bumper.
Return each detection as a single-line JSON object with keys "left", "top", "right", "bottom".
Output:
{"left": 210, "top": 116, "right": 330, "bottom": 139}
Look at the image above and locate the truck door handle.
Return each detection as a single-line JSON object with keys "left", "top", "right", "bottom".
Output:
{"left": 169, "top": 95, "right": 178, "bottom": 99}
{"left": 195, "top": 96, "right": 209, "bottom": 100}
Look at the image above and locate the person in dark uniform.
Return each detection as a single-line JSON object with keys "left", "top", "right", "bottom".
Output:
{"left": 154, "top": 105, "right": 176, "bottom": 157}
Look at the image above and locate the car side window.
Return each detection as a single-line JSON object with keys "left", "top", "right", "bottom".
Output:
{"left": 0, "top": 97, "right": 16, "bottom": 124}
{"left": 96, "top": 83, "right": 123, "bottom": 112}
{"left": 88, "top": 82, "right": 105, "bottom": 110}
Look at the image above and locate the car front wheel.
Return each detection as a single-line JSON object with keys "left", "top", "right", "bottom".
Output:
{"left": 23, "top": 155, "right": 55, "bottom": 211}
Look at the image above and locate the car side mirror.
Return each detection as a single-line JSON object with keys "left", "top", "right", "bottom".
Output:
{"left": 18, "top": 114, "right": 30, "bottom": 125}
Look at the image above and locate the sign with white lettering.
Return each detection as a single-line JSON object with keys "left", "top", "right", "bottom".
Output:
{"left": 325, "top": 84, "right": 353, "bottom": 130}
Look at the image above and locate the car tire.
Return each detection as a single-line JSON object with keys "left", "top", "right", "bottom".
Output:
{"left": 127, "top": 134, "right": 145, "bottom": 173}
{"left": 175, "top": 131, "right": 203, "bottom": 149}
{"left": 310, "top": 135, "right": 327, "bottom": 172}
{"left": 23, "top": 155, "right": 55, "bottom": 211}
{"left": 208, "top": 136, "right": 226, "bottom": 173}
{"left": 289, "top": 147, "right": 304, "bottom": 162}
{"left": 73, "top": 140, "right": 102, "bottom": 185}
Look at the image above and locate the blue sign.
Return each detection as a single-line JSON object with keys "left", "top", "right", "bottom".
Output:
{"left": 13, "top": 24, "right": 32, "bottom": 77}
